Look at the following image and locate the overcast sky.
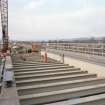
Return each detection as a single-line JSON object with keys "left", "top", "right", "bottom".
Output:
{"left": 1, "top": 0, "right": 105, "bottom": 41}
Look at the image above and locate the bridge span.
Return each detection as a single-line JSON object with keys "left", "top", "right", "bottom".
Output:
{"left": 1, "top": 48, "right": 105, "bottom": 105}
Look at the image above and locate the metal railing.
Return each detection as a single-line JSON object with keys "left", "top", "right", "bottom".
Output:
{"left": 44, "top": 43, "right": 105, "bottom": 57}
{"left": 0, "top": 58, "right": 6, "bottom": 81}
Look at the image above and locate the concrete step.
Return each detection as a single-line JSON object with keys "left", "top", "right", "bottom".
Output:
{"left": 23, "top": 58, "right": 57, "bottom": 62}
{"left": 16, "top": 74, "right": 96, "bottom": 87}
{"left": 14, "top": 68, "right": 81, "bottom": 76}
{"left": 13, "top": 64, "right": 69, "bottom": 69}
{"left": 19, "top": 83, "right": 105, "bottom": 105}
{"left": 45, "top": 93, "right": 105, "bottom": 105}
{"left": 13, "top": 61, "right": 66, "bottom": 65}
{"left": 13, "top": 66, "right": 74, "bottom": 72}
{"left": 13, "top": 63, "right": 67, "bottom": 67}
{"left": 13, "top": 61, "right": 62, "bottom": 65}
{"left": 15, "top": 71, "right": 88, "bottom": 81}
{"left": 13, "top": 64, "right": 70, "bottom": 69}
{"left": 17, "top": 78, "right": 105, "bottom": 96}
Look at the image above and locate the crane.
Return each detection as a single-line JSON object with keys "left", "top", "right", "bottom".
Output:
{"left": 0, "top": 0, "right": 8, "bottom": 53}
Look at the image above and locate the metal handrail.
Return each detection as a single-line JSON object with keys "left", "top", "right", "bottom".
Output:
{"left": 0, "top": 58, "right": 6, "bottom": 81}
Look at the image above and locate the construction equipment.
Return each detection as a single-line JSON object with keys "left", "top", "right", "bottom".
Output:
{"left": 32, "top": 44, "right": 41, "bottom": 52}
{"left": 0, "top": 0, "right": 8, "bottom": 52}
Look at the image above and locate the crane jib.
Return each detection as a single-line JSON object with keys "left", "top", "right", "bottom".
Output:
{"left": 0, "top": 0, "right": 8, "bottom": 52}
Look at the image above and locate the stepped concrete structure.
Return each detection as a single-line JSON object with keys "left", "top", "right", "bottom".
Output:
{"left": 11, "top": 53, "right": 105, "bottom": 105}
{"left": 1, "top": 53, "right": 105, "bottom": 105}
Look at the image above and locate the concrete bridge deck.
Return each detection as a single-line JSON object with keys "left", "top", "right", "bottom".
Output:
{"left": 1, "top": 53, "right": 105, "bottom": 105}
{"left": 12, "top": 53, "right": 105, "bottom": 105}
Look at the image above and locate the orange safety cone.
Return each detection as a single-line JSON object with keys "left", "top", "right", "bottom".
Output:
{"left": 45, "top": 52, "right": 48, "bottom": 63}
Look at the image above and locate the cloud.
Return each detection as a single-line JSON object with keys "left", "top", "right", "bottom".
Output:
{"left": 24, "top": 0, "right": 40, "bottom": 9}
{"left": 23, "top": 0, "right": 46, "bottom": 11}
{"left": 8, "top": 0, "right": 105, "bottom": 40}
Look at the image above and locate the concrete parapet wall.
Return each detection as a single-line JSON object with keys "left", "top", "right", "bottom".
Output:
{"left": 5, "top": 56, "right": 13, "bottom": 70}
{"left": 41, "top": 51, "right": 105, "bottom": 78}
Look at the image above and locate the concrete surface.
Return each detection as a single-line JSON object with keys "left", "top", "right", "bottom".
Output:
{"left": 41, "top": 50, "right": 105, "bottom": 77}
{"left": 0, "top": 56, "right": 20, "bottom": 105}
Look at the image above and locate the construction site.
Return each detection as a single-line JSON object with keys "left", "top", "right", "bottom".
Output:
{"left": 1, "top": 0, "right": 105, "bottom": 105}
